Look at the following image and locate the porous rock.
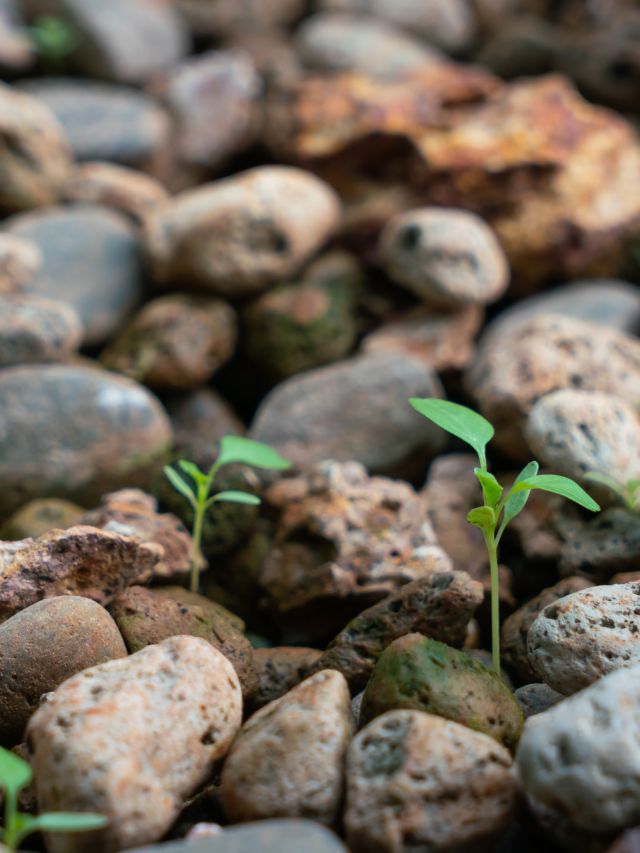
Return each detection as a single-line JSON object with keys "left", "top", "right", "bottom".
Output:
{"left": 250, "top": 646, "right": 323, "bottom": 711}
{"left": 514, "top": 683, "right": 563, "bottom": 719}
{"left": 560, "top": 508, "right": 640, "bottom": 582}
{"left": 27, "top": 636, "right": 242, "bottom": 853}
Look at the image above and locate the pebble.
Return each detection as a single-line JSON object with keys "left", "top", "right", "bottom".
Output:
{"left": 109, "top": 585, "right": 257, "bottom": 697}
{"left": 0, "top": 80, "right": 72, "bottom": 210}
{"left": 64, "top": 162, "right": 169, "bottom": 224}
{"left": 27, "top": 636, "right": 242, "bottom": 853}
{"left": 250, "top": 352, "right": 445, "bottom": 476}
{"left": 345, "top": 710, "right": 519, "bottom": 853}
{"left": 560, "top": 508, "right": 640, "bottom": 582}
{"left": 0, "top": 525, "right": 161, "bottom": 621}
{"left": 527, "top": 582, "right": 640, "bottom": 695}
{"left": 526, "top": 390, "right": 640, "bottom": 489}
{"left": 312, "top": 566, "right": 484, "bottom": 691}
{"left": 143, "top": 166, "right": 341, "bottom": 297}
{"left": 0, "top": 365, "right": 172, "bottom": 514}
{"left": 501, "top": 576, "right": 593, "bottom": 683}
{"left": 514, "top": 683, "right": 564, "bottom": 719}
{"left": 101, "top": 295, "right": 237, "bottom": 391}
{"left": 0, "top": 234, "right": 40, "bottom": 294}
{"left": 0, "top": 596, "right": 126, "bottom": 746}
{"left": 164, "top": 388, "right": 243, "bottom": 462}
{"left": 360, "top": 634, "right": 523, "bottom": 750}
{"left": 516, "top": 663, "right": 640, "bottom": 835}
{"left": 6, "top": 204, "right": 144, "bottom": 346}
{"left": 380, "top": 207, "right": 509, "bottom": 308}
{"left": 221, "top": 670, "right": 352, "bottom": 824}
{"left": 176, "top": 0, "right": 305, "bottom": 36}
{"left": 608, "top": 828, "right": 640, "bottom": 853}
{"left": 0, "top": 497, "right": 84, "bottom": 540}
{"left": 250, "top": 646, "right": 323, "bottom": 711}
{"left": 0, "top": 295, "right": 83, "bottom": 366}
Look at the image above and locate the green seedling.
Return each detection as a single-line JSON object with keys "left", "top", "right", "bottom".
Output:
{"left": 164, "top": 435, "right": 291, "bottom": 594}
{"left": 410, "top": 398, "right": 600, "bottom": 674}
{"left": 0, "top": 747, "right": 106, "bottom": 852}
{"left": 585, "top": 472, "right": 640, "bottom": 512}
{"left": 29, "top": 16, "right": 79, "bottom": 70}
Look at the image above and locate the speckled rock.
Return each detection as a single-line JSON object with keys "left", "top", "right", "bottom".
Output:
{"left": 560, "top": 508, "right": 640, "bottom": 582}
{"left": 526, "top": 390, "right": 640, "bottom": 489}
{"left": 6, "top": 204, "right": 144, "bottom": 346}
{"left": 260, "top": 460, "right": 450, "bottom": 642}
{"left": 0, "top": 295, "right": 82, "bottom": 366}
{"left": 0, "top": 81, "right": 72, "bottom": 210}
{"left": 109, "top": 585, "right": 256, "bottom": 697}
{"left": 0, "top": 234, "right": 40, "bottom": 294}
{"left": 176, "top": 0, "right": 304, "bottom": 36}
{"left": 467, "top": 315, "right": 640, "bottom": 458}
{"left": 243, "top": 251, "right": 359, "bottom": 379}
{"left": 312, "top": 566, "right": 484, "bottom": 691}
{"left": 361, "top": 634, "right": 523, "bottom": 750}
{"left": 345, "top": 710, "right": 519, "bottom": 853}
{"left": 250, "top": 352, "right": 445, "bottom": 476}
{"left": 527, "top": 582, "right": 640, "bottom": 695}
{"left": 19, "top": 78, "right": 170, "bottom": 174}
{"left": 514, "top": 683, "right": 563, "bottom": 719}
{"left": 27, "top": 636, "right": 242, "bottom": 853}
{"left": 380, "top": 207, "right": 509, "bottom": 308}
{"left": 144, "top": 166, "right": 341, "bottom": 297}
{"left": 296, "top": 13, "right": 440, "bottom": 79}
{"left": 516, "top": 663, "right": 640, "bottom": 835}
{"left": 0, "top": 365, "right": 172, "bottom": 514}
{"left": 64, "top": 162, "right": 169, "bottom": 224}
{"left": 221, "top": 670, "right": 352, "bottom": 824}
{"left": 164, "top": 388, "right": 243, "bottom": 463}
{"left": 0, "top": 525, "right": 161, "bottom": 621}
{"left": 250, "top": 646, "right": 323, "bottom": 712}
{"left": 0, "top": 596, "right": 126, "bottom": 746}
{"left": 77, "top": 489, "right": 192, "bottom": 581}
{"left": 502, "top": 577, "right": 593, "bottom": 683}
{"left": 0, "top": 498, "right": 84, "bottom": 540}
{"left": 102, "top": 295, "right": 237, "bottom": 390}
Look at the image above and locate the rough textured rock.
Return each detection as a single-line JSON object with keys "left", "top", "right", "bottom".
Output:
{"left": 0, "top": 596, "right": 126, "bottom": 746}
{"left": 467, "top": 314, "right": 640, "bottom": 458}
{"left": 380, "top": 207, "right": 509, "bottom": 308}
{"left": 221, "top": 670, "right": 352, "bottom": 824}
{"left": 527, "top": 582, "right": 640, "bottom": 694}
{"left": 77, "top": 489, "right": 192, "bottom": 581}
{"left": 560, "top": 508, "right": 640, "bottom": 582}
{"left": 6, "top": 204, "right": 143, "bottom": 346}
{"left": 175, "top": 0, "right": 304, "bottom": 37}
{"left": 143, "top": 166, "right": 341, "bottom": 297}
{"left": 516, "top": 664, "right": 640, "bottom": 835}
{"left": 0, "top": 525, "right": 161, "bottom": 621}
{"left": 526, "top": 390, "right": 640, "bottom": 489}
{"left": 501, "top": 577, "right": 593, "bottom": 683}
{"left": 0, "top": 498, "right": 84, "bottom": 540}
{"left": 0, "top": 81, "right": 72, "bottom": 211}
{"left": 312, "top": 567, "right": 484, "bottom": 691}
{"left": 109, "top": 585, "right": 256, "bottom": 697}
{"left": 250, "top": 352, "right": 445, "bottom": 476}
{"left": 260, "top": 460, "right": 450, "bottom": 641}
{"left": 345, "top": 710, "right": 519, "bottom": 853}
{"left": 0, "top": 295, "right": 83, "bottom": 366}
{"left": 27, "top": 636, "right": 242, "bottom": 853}
{"left": 250, "top": 646, "right": 323, "bottom": 711}
{"left": 102, "top": 295, "right": 237, "bottom": 390}
{"left": 514, "top": 683, "right": 563, "bottom": 719}
{"left": 0, "top": 234, "right": 40, "bottom": 294}
{"left": 64, "top": 162, "right": 169, "bottom": 224}
{"left": 361, "top": 634, "right": 523, "bottom": 750}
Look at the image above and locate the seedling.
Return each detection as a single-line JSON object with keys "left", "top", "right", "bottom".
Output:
{"left": 29, "top": 17, "right": 79, "bottom": 70}
{"left": 585, "top": 472, "right": 640, "bottom": 512}
{"left": 0, "top": 747, "right": 106, "bottom": 852}
{"left": 164, "top": 435, "right": 290, "bottom": 593}
{"left": 410, "top": 398, "right": 600, "bottom": 674}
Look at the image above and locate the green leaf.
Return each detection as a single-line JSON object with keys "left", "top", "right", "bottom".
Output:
{"left": 467, "top": 506, "right": 496, "bottom": 530}
{"left": 210, "top": 490, "right": 261, "bottom": 506}
{"left": 163, "top": 466, "right": 197, "bottom": 507}
{"left": 474, "top": 469, "right": 503, "bottom": 507}
{"left": 409, "top": 398, "right": 494, "bottom": 468}
{"left": 216, "top": 436, "right": 291, "bottom": 471}
{"left": 501, "top": 461, "right": 539, "bottom": 529}
{"left": 518, "top": 474, "right": 600, "bottom": 512}
{"left": 24, "top": 813, "right": 107, "bottom": 835}
{"left": 177, "top": 460, "right": 208, "bottom": 486}
{"left": 0, "top": 747, "right": 32, "bottom": 795}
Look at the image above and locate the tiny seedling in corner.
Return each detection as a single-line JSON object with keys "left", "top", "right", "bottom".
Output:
{"left": 0, "top": 747, "right": 106, "bottom": 852}
{"left": 409, "top": 398, "right": 600, "bottom": 675}
{"left": 164, "top": 435, "right": 291, "bottom": 593}
{"left": 28, "top": 16, "right": 79, "bottom": 70}
{"left": 585, "top": 472, "right": 640, "bottom": 512}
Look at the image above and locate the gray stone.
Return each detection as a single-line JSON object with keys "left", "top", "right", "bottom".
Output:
{"left": 560, "top": 508, "right": 640, "bottom": 582}
{"left": 514, "top": 683, "right": 563, "bottom": 719}
{"left": 175, "top": 0, "right": 304, "bottom": 37}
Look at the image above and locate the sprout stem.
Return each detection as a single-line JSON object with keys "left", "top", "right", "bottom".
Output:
{"left": 484, "top": 530, "right": 501, "bottom": 675}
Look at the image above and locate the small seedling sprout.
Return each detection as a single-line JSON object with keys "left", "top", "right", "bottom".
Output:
{"left": 164, "top": 435, "right": 291, "bottom": 593}
{"left": 585, "top": 472, "right": 640, "bottom": 512}
{"left": 0, "top": 747, "right": 106, "bottom": 852}
{"left": 410, "top": 398, "right": 600, "bottom": 675}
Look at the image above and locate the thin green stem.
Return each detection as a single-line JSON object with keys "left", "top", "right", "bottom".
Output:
{"left": 190, "top": 502, "right": 206, "bottom": 594}
{"left": 484, "top": 529, "right": 501, "bottom": 676}
{"left": 4, "top": 789, "right": 17, "bottom": 852}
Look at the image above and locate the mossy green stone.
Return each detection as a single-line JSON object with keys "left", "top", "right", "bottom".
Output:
{"left": 361, "top": 633, "right": 523, "bottom": 750}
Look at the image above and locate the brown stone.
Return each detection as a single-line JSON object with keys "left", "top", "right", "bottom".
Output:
{"left": 176, "top": 0, "right": 304, "bottom": 37}
{"left": 0, "top": 295, "right": 82, "bottom": 366}
{"left": 0, "top": 234, "right": 40, "bottom": 294}
{"left": 250, "top": 646, "right": 323, "bottom": 711}
{"left": 0, "top": 498, "right": 84, "bottom": 540}
{"left": 64, "top": 162, "right": 168, "bottom": 224}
